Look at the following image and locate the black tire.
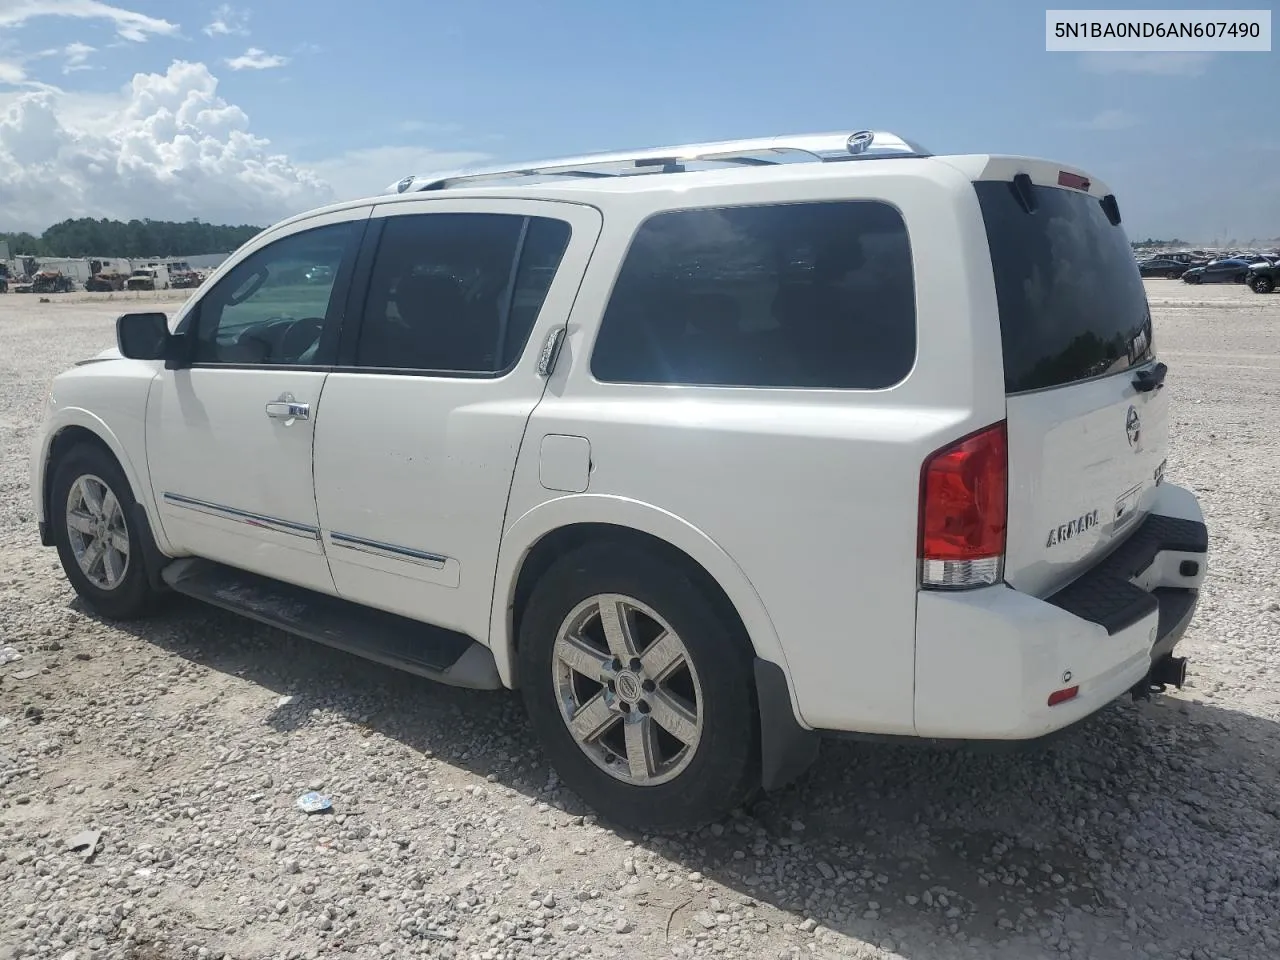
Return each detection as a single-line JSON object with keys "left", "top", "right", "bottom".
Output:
{"left": 1166, "top": 270, "right": 1180, "bottom": 280}
{"left": 1251, "top": 275, "right": 1275, "bottom": 294}
{"left": 518, "top": 541, "right": 759, "bottom": 832}
{"left": 50, "top": 443, "right": 157, "bottom": 620}
{"left": 1185, "top": 274, "right": 1201, "bottom": 284}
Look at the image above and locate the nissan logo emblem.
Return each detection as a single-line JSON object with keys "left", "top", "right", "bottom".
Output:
{"left": 1126, "top": 405, "right": 1141, "bottom": 448}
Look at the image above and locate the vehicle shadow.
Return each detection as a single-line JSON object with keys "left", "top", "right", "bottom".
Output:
{"left": 92, "top": 595, "right": 1278, "bottom": 960}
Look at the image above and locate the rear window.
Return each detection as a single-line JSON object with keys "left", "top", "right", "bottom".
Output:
{"left": 590, "top": 200, "right": 916, "bottom": 389}
{"left": 974, "top": 180, "right": 1153, "bottom": 394}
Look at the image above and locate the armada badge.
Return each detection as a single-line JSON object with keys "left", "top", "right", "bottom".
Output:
{"left": 1046, "top": 509, "right": 1100, "bottom": 548}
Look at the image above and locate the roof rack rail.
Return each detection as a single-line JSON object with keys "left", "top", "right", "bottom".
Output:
{"left": 385, "top": 129, "right": 929, "bottom": 195}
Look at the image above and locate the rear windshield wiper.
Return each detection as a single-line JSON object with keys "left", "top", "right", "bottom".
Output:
{"left": 1132, "top": 361, "right": 1168, "bottom": 392}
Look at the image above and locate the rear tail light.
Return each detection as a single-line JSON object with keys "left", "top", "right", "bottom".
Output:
{"left": 918, "top": 421, "right": 1008, "bottom": 589}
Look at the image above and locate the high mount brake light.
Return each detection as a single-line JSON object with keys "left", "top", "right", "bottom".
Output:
{"left": 1057, "top": 170, "right": 1091, "bottom": 191}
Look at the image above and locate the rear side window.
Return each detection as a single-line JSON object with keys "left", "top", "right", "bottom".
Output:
{"left": 974, "top": 180, "right": 1153, "bottom": 394}
{"left": 591, "top": 201, "right": 916, "bottom": 389}
{"left": 356, "top": 213, "right": 571, "bottom": 374}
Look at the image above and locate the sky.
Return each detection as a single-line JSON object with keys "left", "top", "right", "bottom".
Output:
{"left": 0, "top": 0, "right": 1276, "bottom": 242}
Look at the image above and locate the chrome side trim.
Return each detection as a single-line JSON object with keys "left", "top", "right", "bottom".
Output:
{"left": 162, "top": 493, "right": 321, "bottom": 540}
{"left": 327, "top": 531, "right": 449, "bottom": 569}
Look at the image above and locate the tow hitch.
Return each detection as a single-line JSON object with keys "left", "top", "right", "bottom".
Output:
{"left": 1130, "top": 655, "right": 1189, "bottom": 700}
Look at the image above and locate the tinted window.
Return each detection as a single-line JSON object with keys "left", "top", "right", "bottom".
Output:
{"left": 193, "top": 221, "right": 356, "bottom": 365}
{"left": 591, "top": 201, "right": 916, "bottom": 389}
{"left": 356, "top": 213, "right": 571, "bottom": 373}
{"left": 974, "top": 180, "right": 1153, "bottom": 394}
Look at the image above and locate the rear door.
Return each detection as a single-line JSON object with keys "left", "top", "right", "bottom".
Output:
{"left": 310, "top": 198, "right": 601, "bottom": 642}
{"left": 973, "top": 168, "right": 1167, "bottom": 597}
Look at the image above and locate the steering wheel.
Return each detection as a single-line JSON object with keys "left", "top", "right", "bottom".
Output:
{"left": 279, "top": 316, "right": 325, "bottom": 361}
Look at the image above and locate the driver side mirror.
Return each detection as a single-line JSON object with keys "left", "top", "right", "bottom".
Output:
{"left": 116, "top": 312, "right": 171, "bottom": 360}
{"left": 116, "top": 312, "right": 193, "bottom": 369}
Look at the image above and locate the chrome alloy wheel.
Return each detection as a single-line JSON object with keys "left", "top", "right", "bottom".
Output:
{"left": 64, "top": 474, "right": 130, "bottom": 590}
{"left": 552, "top": 593, "right": 704, "bottom": 786}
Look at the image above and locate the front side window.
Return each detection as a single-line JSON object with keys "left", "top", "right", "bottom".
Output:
{"left": 355, "top": 213, "right": 571, "bottom": 374}
{"left": 590, "top": 200, "right": 917, "bottom": 389}
{"left": 192, "top": 221, "right": 357, "bottom": 366}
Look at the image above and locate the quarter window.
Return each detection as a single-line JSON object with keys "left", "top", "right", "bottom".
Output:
{"left": 590, "top": 201, "right": 916, "bottom": 389}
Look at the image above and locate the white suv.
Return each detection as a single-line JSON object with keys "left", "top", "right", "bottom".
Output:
{"left": 29, "top": 130, "right": 1208, "bottom": 831}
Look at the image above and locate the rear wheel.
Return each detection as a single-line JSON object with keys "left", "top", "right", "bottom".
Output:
{"left": 1166, "top": 270, "right": 1180, "bottom": 280}
{"left": 51, "top": 444, "right": 157, "bottom": 620}
{"left": 518, "top": 541, "right": 758, "bottom": 832}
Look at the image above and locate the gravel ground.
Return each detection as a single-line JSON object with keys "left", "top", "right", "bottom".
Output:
{"left": 1, "top": 282, "right": 1278, "bottom": 960}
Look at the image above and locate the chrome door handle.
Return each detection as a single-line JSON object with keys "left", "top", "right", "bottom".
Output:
{"left": 265, "top": 392, "right": 309, "bottom": 424}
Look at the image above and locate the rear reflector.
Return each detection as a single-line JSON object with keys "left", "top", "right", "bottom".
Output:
{"left": 1057, "top": 170, "right": 1091, "bottom": 191}
{"left": 918, "top": 421, "right": 1008, "bottom": 589}
{"left": 1048, "top": 685, "right": 1079, "bottom": 707}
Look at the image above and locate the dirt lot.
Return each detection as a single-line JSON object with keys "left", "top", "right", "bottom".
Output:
{"left": 2, "top": 282, "right": 1278, "bottom": 960}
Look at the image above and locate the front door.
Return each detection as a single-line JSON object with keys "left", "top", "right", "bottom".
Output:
{"left": 145, "top": 209, "right": 369, "bottom": 593}
{"left": 311, "top": 198, "right": 601, "bottom": 641}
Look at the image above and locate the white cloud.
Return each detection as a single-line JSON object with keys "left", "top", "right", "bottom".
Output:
{"left": 0, "top": 60, "right": 333, "bottom": 232}
{"left": 1065, "top": 108, "right": 1139, "bottom": 132}
{"left": 62, "top": 42, "right": 95, "bottom": 74}
{"left": 0, "top": 59, "right": 25, "bottom": 84}
{"left": 397, "top": 119, "right": 462, "bottom": 136}
{"left": 1079, "top": 52, "right": 1214, "bottom": 77}
{"left": 0, "top": 0, "right": 178, "bottom": 43}
{"left": 224, "top": 48, "right": 289, "bottom": 71}
{"left": 202, "top": 4, "right": 248, "bottom": 37}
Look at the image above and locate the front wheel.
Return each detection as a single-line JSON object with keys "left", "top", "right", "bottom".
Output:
{"left": 518, "top": 542, "right": 759, "bottom": 832}
{"left": 50, "top": 444, "right": 158, "bottom": 620}
{"left": 1252, "top": 275, "right": 1276, "bottom": 294}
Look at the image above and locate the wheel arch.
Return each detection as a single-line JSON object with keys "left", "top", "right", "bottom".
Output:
{"left": 490, "top": 495, "right": 800, "bottom": 702}
{"left": 37, "top": 412, "right": 172, "bottom": 570}
{"left": 39, "top": 415, "right": 142, "bottom": 528}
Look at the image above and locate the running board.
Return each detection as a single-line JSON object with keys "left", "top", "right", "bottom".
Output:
{"left": 160, "top": 559, "right": 501, "bottom": 690}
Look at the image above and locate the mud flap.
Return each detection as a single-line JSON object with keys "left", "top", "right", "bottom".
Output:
{"left": 754, "top": 658, "right": 820, "bottom": 792}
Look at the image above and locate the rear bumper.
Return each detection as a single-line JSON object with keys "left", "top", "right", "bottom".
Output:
{"left": 910, "top": 482, "right": 1206, "bottom": 741}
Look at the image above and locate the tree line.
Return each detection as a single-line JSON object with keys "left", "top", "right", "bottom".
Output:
{"left": 1, "top": 218, "right": 264, "bottom": 259}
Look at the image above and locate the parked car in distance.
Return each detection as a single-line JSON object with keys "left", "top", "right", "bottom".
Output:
{"left": 28, "top": 129, "right": 1209, "bottom": 832}
{"left": 125, "top": 269, "right": 160, "bottom": 291}
{"left": 86, "top": 272, "right": 129, "bottom": 292}
{"left": 1247, "top": 260, "right": 1278, "bottom": 294}
{"left": 1138, "top": 257, "right": 1190, "bottom": 279}
{"left": 1181, "top": 258, "right": 1252, "bottom": 284}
